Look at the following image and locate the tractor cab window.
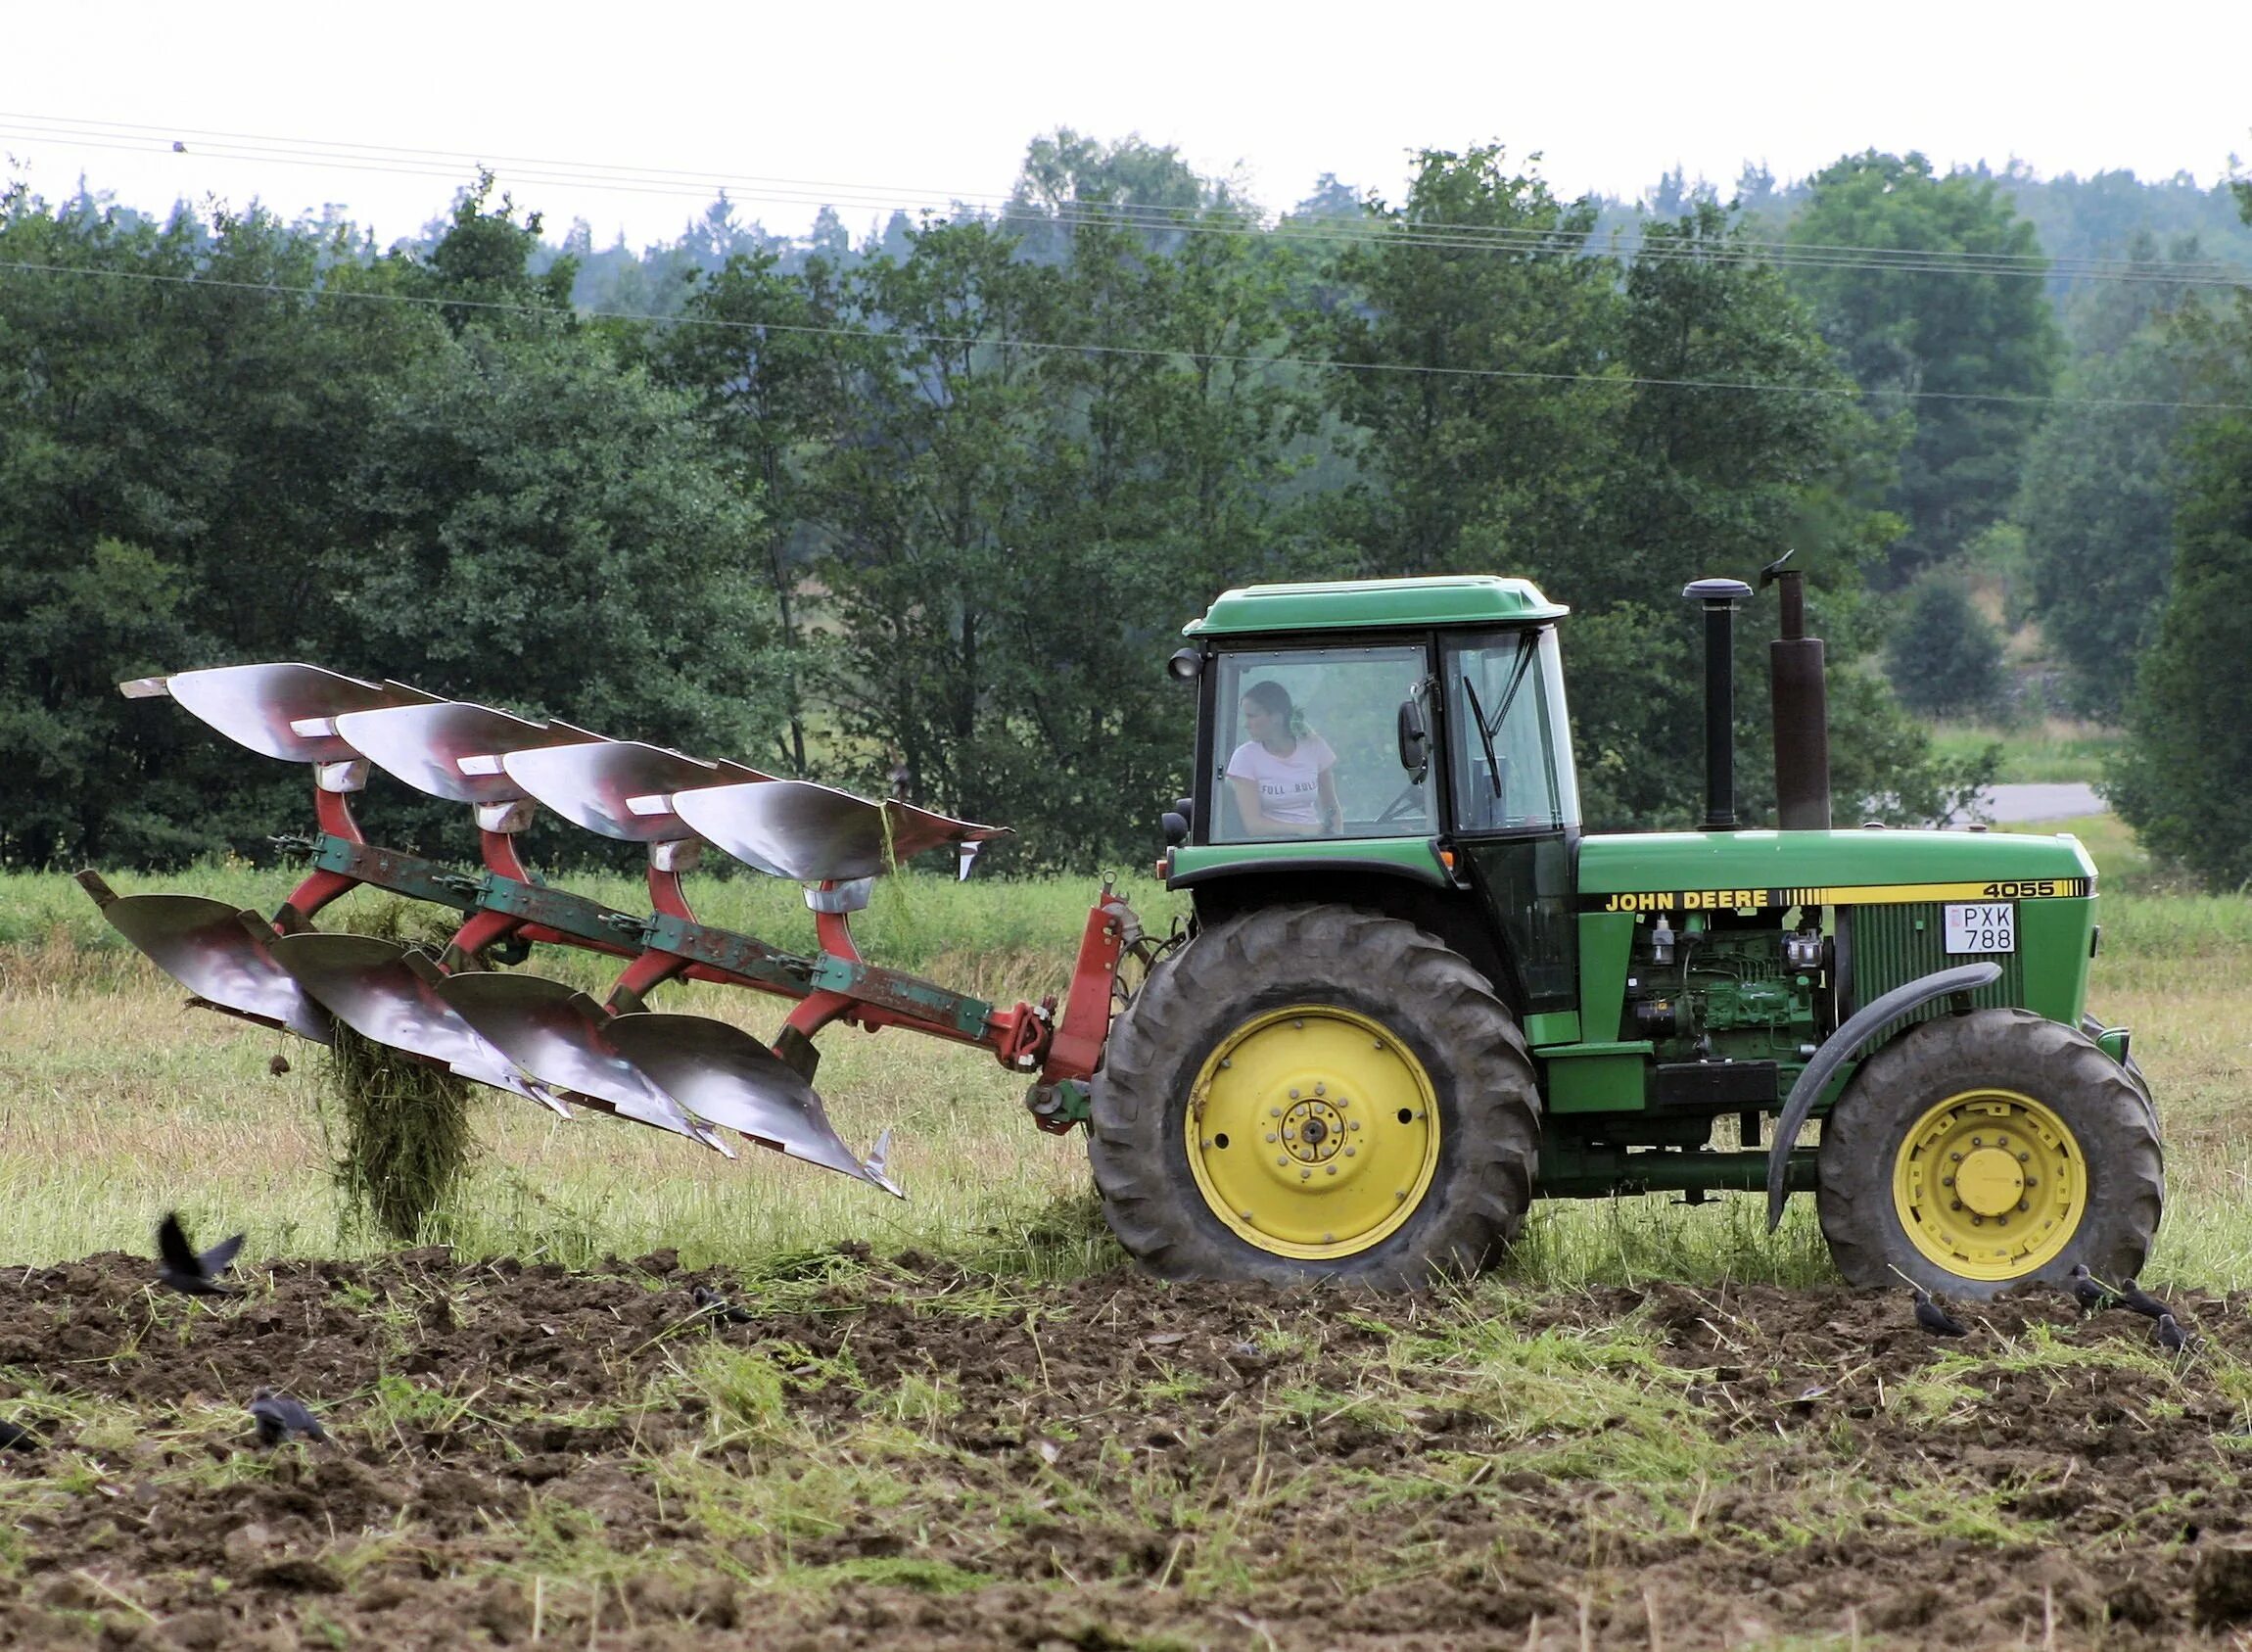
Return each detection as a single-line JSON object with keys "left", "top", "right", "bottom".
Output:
{"left": 1444, "top": 628, "right": 1579, "bottom": 834}
{"left": 1211, "top": 645, "right": 1433, "bottom": 841}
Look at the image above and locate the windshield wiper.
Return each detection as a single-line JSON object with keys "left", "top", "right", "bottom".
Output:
{"left": 1461, "top": 633, "right": 1540, "bottom": 799}
{"left": 1461, "top": 678, "right": 1504, "bottom": 798}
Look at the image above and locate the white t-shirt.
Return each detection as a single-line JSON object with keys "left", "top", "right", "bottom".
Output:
{"left": 1227, "top": 733, "right": 1337, "bottom": 828}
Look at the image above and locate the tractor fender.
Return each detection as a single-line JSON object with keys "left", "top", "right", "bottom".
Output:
{"left": 1763, "top": 961, "right": 2001, "bottom": 1231}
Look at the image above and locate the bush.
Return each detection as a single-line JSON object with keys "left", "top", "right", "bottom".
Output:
{"left": 1885, "top": 579, "right": 2005, "bottom": 720}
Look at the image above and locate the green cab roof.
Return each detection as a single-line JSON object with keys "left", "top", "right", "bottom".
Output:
{"left": 1183, "top": 575, "right": 1569, "bottom": 637}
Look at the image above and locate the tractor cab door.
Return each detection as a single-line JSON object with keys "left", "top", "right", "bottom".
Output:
{"left": 1442, "top": 628, "right": 1580, "bottom": 1018}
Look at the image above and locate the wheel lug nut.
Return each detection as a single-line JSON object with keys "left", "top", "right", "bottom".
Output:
{"left": 1265, "top": 1133, "right": 1278, "bottom": 1144}
{"left": 1299, "top": 1169, "right": 1311, "bottom": 1181}
{"left": 1269, "top": 1108, "right": 1282, "bottom": 1118}
{"left": 1326, "top": 1165, "right": 1337, "bottom": 1176}
{"left": 1942, "top": 1176, "right": 1954, "bottom": 1188}
{"left": 1950, "top": 1201, "right": 1962, "bottom": 1210}
{"left": 2018, "top": 1152, "right": 2030, "bottom": 1163}
{"left": 1344, "top": 1147, "right": 1356, "bottom": 1157}
{"left": 1290, "top": 1088, "right": 1300, "bottom": 1100}
{"left": 1315, "top": 1083, "right": 1326, "bottom": 1096}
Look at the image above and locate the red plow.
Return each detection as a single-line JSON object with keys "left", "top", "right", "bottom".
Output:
{"left": 82, "top": 664, "right": 1136, "bottom": 1194}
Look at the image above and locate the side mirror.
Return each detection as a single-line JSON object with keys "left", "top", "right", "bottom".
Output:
{"left": 1396, "top": 695, "right": 1430, "bottom": 783}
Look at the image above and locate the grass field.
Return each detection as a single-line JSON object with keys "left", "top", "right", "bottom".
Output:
{"left": 1931, "top": 717, "right": 2122, "bottom": 785}
{"left": 4, "top": 844, "right": 2248, "bottom": 1284}
{"left": 4, "top": 848, "right": 2250, "bottom": 1647}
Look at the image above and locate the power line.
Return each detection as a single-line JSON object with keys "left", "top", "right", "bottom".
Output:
{"left": 6, "top": 113, "right": 2249, "bottom": 292}
{"left": 3, "top": 255, "right": 2244, "bottom": 414}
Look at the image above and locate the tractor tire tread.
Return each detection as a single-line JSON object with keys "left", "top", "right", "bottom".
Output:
{"left": 1817, "top": 1006, "right": 2163, "bottom": 1299}
{"left": 1090, "top": 902, "right": 1538, "bottom": 1288}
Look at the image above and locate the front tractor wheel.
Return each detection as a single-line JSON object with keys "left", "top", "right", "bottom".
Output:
{"left": 1816, "top": 1008, "right": 2163, "bottom": 1299}
{"left": 1088, "top": 905, "right": 1540, "bottom": 1287}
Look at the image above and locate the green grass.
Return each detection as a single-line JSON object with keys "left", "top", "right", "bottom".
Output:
{"left": 4, "top": 828, "right": 2247, "bottom": 1291}
{"left": 1930, "top": 718, "right": 2121, "bottom": 784}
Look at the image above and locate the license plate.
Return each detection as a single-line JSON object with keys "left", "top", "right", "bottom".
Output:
{"left": 1944, "top": 902, "right": 2015, "bottom": 955}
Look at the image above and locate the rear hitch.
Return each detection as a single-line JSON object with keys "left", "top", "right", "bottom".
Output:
{"left": 1024, "top": 1077, "right": 1092, "bottom": 1135}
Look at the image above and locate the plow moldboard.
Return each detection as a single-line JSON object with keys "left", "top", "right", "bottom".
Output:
{"left": 96, "top": 894, "right": 333, "bottom": 1044}
{"left": 435, "top": 973, "right": 731, "bottom": 1155}
{"left": 265, "top": 933, "right": 569, "bottom": 1114}
{"left": 600, "top": 1012, "right": 893, "bottom": 1190}
{"left": 331, "top": 701, "right": 601, "bottom": 804}
{"left": 500, "top": 739, "right": 770, "bottom": 844}
{"left": 155, "top": 663, "right": 438, "bottom": 764}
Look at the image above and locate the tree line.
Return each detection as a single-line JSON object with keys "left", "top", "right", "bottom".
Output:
{"left": 1, "top": 137, "right": 2242, "bottom": 881}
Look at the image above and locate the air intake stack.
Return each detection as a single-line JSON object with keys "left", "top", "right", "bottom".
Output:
{"left": 1683, "top": 577, "right": 1752, "bottom": 831}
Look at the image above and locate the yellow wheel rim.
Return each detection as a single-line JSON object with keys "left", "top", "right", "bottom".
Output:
{"left": 1183, "top": 1006, "right": 1441, "bottom": 1260}
{"left": 1891, "top": 1088, "right": 2086, "bottom": 1281}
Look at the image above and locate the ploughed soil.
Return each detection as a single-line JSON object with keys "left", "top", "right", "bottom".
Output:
{"left": 2, "top": 1247, "right": 2250, "bottom": 1649}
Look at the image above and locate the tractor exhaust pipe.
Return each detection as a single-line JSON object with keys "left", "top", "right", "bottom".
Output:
{"left": 1683, "top": 578, "right": 1753, "bottom": 831}
{"left": 1761, "top": 555, "right": 1832, "bottom": 830}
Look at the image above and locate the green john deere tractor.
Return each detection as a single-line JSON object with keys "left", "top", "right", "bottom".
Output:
{"left": 1088, "top": 564, "right": 2159, "bottom": 1298}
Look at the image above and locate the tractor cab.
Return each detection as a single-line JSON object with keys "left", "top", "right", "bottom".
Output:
{"left": 1166, "top": 575, "right": 1583, "bottom": 1020}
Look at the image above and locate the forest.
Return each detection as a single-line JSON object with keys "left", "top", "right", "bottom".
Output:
{"left": 2, "top": 133, "right": 2248, "bottom": 883}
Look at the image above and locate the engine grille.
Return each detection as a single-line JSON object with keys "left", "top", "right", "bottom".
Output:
{"left": 1849, "top": 902, "right": 2023, "bottom": 1039}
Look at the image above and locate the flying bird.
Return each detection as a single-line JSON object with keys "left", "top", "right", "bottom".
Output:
{"left": 2155, "top": 1314, "right": 2196, "bottom": 1356}
{"left": 690, "top": 1285, "right": 754, "bottom": 1326}
{"left": 2068, "top": 1264, "right": 2117, "bottom": 1317}
{"left": 1913, "top": 1287, "right": 1968, "bottom": 1338}
{"left": 248, "top": 1388, "right": 328, "bottom": 1448}
{"left": 156, "top": 1211, "right": 245, "bottom": 1298}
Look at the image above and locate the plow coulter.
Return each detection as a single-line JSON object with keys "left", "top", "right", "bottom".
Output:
{"left": 86, "top": 663, "right": 1137, "bottom": 1200}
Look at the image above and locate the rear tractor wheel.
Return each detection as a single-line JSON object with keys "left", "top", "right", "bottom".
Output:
{"left": 1088, "top": 904, "right": 1540, "bottom": 1287}
{"left": 1816, "top": 1007, "right": 2162, "bottom": 1300}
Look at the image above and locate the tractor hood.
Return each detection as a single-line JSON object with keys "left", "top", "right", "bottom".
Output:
{"left": 1575, "top": 828, "right": 2096, "bottom": 914}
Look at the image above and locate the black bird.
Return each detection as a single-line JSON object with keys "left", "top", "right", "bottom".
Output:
{"left": 1913, "top": 1287, "right": 1969, "bottom": 1338}
{"left": 2155, "top": 1314, "right": 2196, "bottom": 1356}
{"left": 248, "top": 1388, "right": 328, "bottom": 1448}
{"left": 690, "top": 1285, "right": 754, "bottom": 1326}
{"left": 0, "top": 1419, "right": 39, "bottom": 1452}
{"left": 2118, "top": 1279, "right": 2170, "bottom": 1321}
{"left": 2069, "top": 1263, "right": 2117, "bottom": 1316}
{"left": 157, "top": 1211, "right": 245, "bottom": 1298}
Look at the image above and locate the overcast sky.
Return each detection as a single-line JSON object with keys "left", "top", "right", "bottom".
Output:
{"left": 5, "top": 1, "right": 2247, "bottom": 249}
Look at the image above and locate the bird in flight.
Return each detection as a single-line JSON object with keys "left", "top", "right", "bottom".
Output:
{"left": 156, "top": 1211, "right": 245, "bottom": 1298}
